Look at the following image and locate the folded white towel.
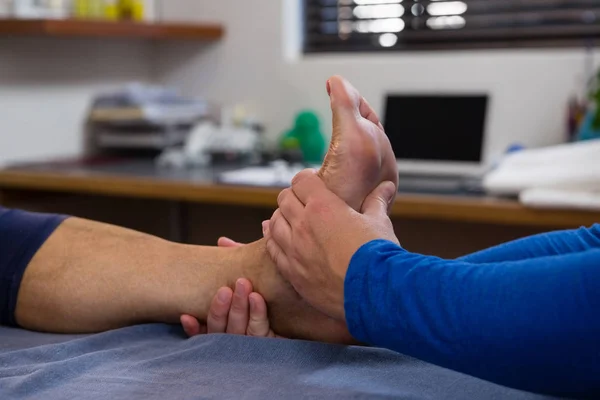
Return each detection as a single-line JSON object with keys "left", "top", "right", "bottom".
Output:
{"left": 484, "top": 141, "right": 600, "bottom": 196}
{"left": 484, "top": 162, "right": 600, "bottom": 195}
{"left": 492, "top": 140, "right": 600, "bottom": 170}
{"left": 520, "top": 188, "right": 600, "bottom": 211}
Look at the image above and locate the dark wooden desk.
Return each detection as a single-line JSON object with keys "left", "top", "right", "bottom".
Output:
{"left": 1, "top": 160, "right": 598, "bottom": 257}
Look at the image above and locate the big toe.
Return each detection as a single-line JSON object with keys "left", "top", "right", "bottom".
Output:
{"left": 328, "top": 76, "right": 360, "bottom": 118}
{"left": 328, "top": 75, "right": 383, "bottom": 132}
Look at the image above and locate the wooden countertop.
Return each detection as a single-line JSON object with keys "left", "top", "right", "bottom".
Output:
{"left": 0, "top": 166, "right": 598, "bottom": 229}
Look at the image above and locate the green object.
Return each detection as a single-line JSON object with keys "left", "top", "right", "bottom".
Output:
{"left": 280, "top": 111, "right": 326, "bottom": 163}
{"left": 587, "top": 68, "right": 600, "bottom": 131}
{"left": 575, "top": 67, "right": 600, "bottom": 141}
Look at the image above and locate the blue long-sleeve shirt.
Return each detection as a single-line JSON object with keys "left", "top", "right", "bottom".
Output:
{"left": 344, "top": 225, "right": 600, "bottom": 398}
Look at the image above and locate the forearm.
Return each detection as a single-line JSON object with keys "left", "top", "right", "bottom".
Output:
{"left": 15, "top": 217, "right": 238, "bottom": 333}
{"left": 459, "top": 224, "right": 600, "bottom": 263}
{"left": 345, "top": 240, "right": 600, "bottom": 397}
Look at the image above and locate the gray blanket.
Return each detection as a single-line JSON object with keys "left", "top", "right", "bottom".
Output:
{"left": 0, "top": 324, "right": 562, "bottom": 399}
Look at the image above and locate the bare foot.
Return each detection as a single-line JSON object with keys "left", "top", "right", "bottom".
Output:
{"left": 237, "top": 77, "right": 397, "bottom": 342}
{"left": 319, "top": 76, "right": 398, "bottom": 212}
{"left": 179, "top": 77, "right": 397, "bottom": 343}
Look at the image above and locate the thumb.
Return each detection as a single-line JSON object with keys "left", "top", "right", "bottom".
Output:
{"left": 361, "top": 181, "right": 396, "bottom": 217}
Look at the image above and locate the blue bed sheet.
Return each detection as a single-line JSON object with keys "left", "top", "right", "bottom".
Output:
{"left": 0, "top": 324, "right": 563, "bottom": 399}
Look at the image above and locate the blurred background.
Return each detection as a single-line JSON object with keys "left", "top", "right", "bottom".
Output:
{"left": 0, "top": 0, "right": 599, "bottom": 257}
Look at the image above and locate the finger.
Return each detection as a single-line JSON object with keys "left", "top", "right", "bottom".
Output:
{"left": 277, "top": 188, "right": 305, "bottom": 225}
{"left": 207, "top": 287, "right": 233, "bottom": 333}
{"left": 266, "top": 235, "right": 292, "bottom": 279}
{"left": 361, "top": 181, "right": 397, "bottom": 218}
{"left": 359, "top": 96, "right": 383, "bottom": 129}
{"left": 217, "top": 237, "right": 243, "bottom": 248}
{"left": 226, "top": 279, "right": 253, "bottom": 335}
{"left": 247, "top": 292, "right": 276, "bottom": 338}
{"left": 292, "top": 169, "right": 336, "bottom": 206}
{"left": 263, "top": 217, "right": 287, "bottom": 271}
{"left": 180, "top": 315, "right": 207, "bottom": 337}
{"left": 269, "top": 209, "right": 293, "bottom": 255}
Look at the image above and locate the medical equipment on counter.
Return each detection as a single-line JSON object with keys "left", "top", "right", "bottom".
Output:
{"left": 88, "top": 83, "right": 210, "bottom": 153}
{"left": 156, "top": 119, "right": 261, "bottom": 169}
{"left": 89, "top": 83, "right": 208, "bottom": 126}
{"left": 218, "top": 161, "right": 307, "bottom": 188}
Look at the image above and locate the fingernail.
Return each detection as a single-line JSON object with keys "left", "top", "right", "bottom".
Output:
{"left": 217, "top": 288, "right": 229, "bottom": 303}
{"left": 326, "top": 79, "right": 332, "bottom": 96}
{"left": 236, "top": 279, "right": 245, "bottom": 293}
{"left": 262, "top": 220, "right": 269, "bottom": 234}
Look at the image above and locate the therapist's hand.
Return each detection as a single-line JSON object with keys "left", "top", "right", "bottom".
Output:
{"left": 181, "top": 238, "right": 279, "bottom": 338}
{"left": 264, "top": 170, "right": 398, "bottom": 322}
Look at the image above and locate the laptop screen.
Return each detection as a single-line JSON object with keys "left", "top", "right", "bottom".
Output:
{"left": 383, "top": 95, "right": 488, "bottom": 163}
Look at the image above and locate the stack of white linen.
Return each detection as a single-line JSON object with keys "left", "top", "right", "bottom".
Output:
{"left": 483, "top": 140, "right": 600, "bottom": 211}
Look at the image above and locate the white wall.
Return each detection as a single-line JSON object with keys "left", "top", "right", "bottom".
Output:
{"left": 1, "top": 1, "right": 596, "bottom": 165}
{"left": 157, "top": 0, "right": 599, "bottom": 163}
{"left": 0, "top": 37, "right": 153, "bottom": 165}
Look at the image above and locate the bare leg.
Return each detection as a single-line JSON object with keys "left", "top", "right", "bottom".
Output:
{"left": 15, "top": 216, "right": 349, "bottom": 341}
{"left": 15, "top": 76, "right": 397, "bottom": 343}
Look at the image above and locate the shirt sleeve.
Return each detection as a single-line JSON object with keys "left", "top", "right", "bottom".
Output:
{"left": 0, "top": 207, "right": 68, "bottom": 327}
{"left": 459, "top": 224, "right": 600, "bottom": 263}
{"left": 344, "top": 238, "right": 600, "bottom": 398}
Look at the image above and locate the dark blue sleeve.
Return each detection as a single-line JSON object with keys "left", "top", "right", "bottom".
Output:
{"left": 0, "top": 207, "right": 68, "bottom": 327}
{"left": 459, "top": 224, "right": 600, "bottom": 263}
{"left": 344, "top": 238, "right": 600, "bottom": 398}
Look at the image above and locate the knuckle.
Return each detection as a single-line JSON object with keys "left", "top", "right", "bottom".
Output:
{"left": 305, "top": 198, "right": 329, "bottom": 216}
{"left": 291, "top": 169, "right": 318, "bottom": 187}
{"left": 296, "top": 220, "right": 310, "bottom": 236}
{"left": 208, "top": 307, "right": 225, "bottom": 322}
{"left": 270, "top": 209, "right": 280, "bottom": 224}
{"left": 246, "top": 323, "right": 263, "bottom": 337}
{"left": 277, "top": 188, "right": 291, "bottom": 207}
{"left": 230, "top": 301, "right": 247, "bottom": 315}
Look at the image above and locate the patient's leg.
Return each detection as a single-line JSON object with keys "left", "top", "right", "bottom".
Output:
{"left": 15, "top": 76, "right": 397, "bottom": 342}
{"left": 15, "top": 213, "right": 351, "bottom": 341}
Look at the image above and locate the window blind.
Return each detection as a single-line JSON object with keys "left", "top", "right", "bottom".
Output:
{"left": 304, "top": 0, "right": 600, "bottom": 52}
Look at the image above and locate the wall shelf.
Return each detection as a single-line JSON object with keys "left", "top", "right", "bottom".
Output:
{"left": 0, "top": 18, "right": 224, "bottom": 41}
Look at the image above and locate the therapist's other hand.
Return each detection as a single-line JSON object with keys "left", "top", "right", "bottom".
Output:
{"left": 180, "top": 237, "right": 241, "bottom": 336}
{"left": 181, "top": 238, "right": 279, "bottom": 338}
{"left": 181, "top": 277, "right": 279, "bottom": 338}
{"left": 264, "top": 170, "right": 398, "bottom": 322}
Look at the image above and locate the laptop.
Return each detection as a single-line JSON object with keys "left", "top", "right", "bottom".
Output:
{"left": 383, "top": 94, "right": 489, "bottom": 193}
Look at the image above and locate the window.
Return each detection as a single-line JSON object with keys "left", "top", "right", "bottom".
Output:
{"left": 304, "top": 0, "right": 600, "bottom": 52}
